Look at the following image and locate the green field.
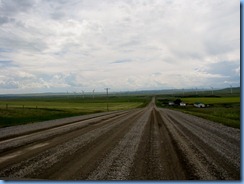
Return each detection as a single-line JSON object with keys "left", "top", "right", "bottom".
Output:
{"left": 156, "top": 96, "right": 240, "bottom": 129}
{"left": 180, "top": 97, "right": 240, "bottom": 104}
{"left": 0, "top": 95, "right": 151, "bottom": 127}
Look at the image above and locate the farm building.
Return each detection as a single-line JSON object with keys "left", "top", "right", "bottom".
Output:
{"left": 194, "top": 102, "right": 205, "bottom": 108}
{"left": 180, "top": 102, "right": 186, "bottom": 106}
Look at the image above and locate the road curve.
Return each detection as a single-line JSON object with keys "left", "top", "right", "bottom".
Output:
{"left": 0, "top": 98, "right": 240, "bottom": 180}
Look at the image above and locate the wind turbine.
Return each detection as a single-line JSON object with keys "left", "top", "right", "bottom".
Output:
{"left": 82, "top": 90, "right": 85, "bottom": 99}
{"left": 210, "top": 86, "right": 213, "bottom": 95}
{"left": 230, "top": 85, "right": 233, "bottom": 94}
{"left": 92, "top": 89, "right": 95, "bottom": 99}
{"left": 105, "top": 88, "right": 110, "bottom": 111}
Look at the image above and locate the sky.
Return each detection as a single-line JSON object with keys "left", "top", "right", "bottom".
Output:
{"left": 0, "top": 0, "right": 240, "bottom": 94}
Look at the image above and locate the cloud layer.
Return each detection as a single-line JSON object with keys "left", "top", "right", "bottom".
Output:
{"left": 0, "top": 0, "right": 240, "bottom": 93}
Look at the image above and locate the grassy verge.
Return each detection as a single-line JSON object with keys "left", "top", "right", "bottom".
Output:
{"left": 0, "top": 107, "right": 87, "bottom": 127}
{"left": 156, "top": 97, "right": 240, "bottom": 129}
{"left": 0, "top": 95, "right": 151, "bottom": 128}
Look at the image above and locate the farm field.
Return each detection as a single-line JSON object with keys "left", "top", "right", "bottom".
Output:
{"left": 156, "top": 96, "right": 240, "bottom": 128}
{"left": 0, "top": 95, "right": 150, "bottom": 127}
{"left": 181, "top": 96, "right": 240, "bottom": 104}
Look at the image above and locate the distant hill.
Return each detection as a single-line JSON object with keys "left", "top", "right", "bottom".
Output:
{"left": 214, "top": 87, "right": 240, "bottom": 95}
{"left": 0, "top": 87, "right": 240, "bottom": 98}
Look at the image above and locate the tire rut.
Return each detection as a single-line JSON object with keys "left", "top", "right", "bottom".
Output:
{"left": 0, "top": 110, "right": 143, "bottom": 179}
{"left": 157, "top": 108, "right": 240, "bottom": 180}
{"left": 129, "top": 107, "right": 186, "bottom": 180}
{"left": 37, "top": 109, "right": 146, "bottom": 180}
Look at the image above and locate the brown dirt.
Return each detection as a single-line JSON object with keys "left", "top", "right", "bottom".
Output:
{"left": 0, "top": 99, "right": 240, "bottom": 180}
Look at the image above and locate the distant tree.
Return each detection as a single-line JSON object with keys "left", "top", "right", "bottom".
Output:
{"left": 174, "top": 99, "right": 182, "bottom": 105}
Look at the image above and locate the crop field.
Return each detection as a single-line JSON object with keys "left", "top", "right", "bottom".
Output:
{"left": 156, "top": 96, "right": 240, "bottom": 129}
{"left": 180, "top": 96, "right": 240, "bottom": 104}
{"left": 0, "top": 95, "right": 150, "bottom": 127}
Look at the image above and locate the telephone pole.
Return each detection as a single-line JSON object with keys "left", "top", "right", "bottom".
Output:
{"left": 105, "top": 88, "right": 110, "bottom": 111}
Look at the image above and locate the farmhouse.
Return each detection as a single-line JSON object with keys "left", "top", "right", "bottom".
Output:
{"left": 180, "top": 102, "right": 186, "bottom": 106}
{"left": 194, "top": 102, "right": 205, "bottom": 108}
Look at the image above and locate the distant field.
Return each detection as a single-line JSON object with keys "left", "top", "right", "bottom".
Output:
{"left": 0, "top": 95, "right": 151, "bottom": 127}
{"left": 156, "top": 96, "right": 240, "bottom": 129}
{"left": 181, "top": 96, "right": 240, "bottom": 104}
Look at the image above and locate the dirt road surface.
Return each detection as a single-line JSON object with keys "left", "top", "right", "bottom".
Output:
{"left": 0, "top": 98, "right": 240, "bottom": 180}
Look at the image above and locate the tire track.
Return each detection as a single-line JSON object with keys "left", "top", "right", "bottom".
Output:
{"left": 0, "top": 109, "right": 143, "bottom": 179}
{"left": 157, "top": 108, "right": 240, "bottom": 180}
{"left": 129, "top": 107, "right": 186, "bottom": 180}
{"left": 0, "top": 111, "right": 130, "bottom": 153}
{"left": 37, "top": 109, "right": 146, "bottom": 180}
{"left": 87, "top": 106, "right": 152, "bottom": 180}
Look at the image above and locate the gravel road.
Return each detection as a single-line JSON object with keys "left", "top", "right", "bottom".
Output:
{"left": 0, "top": 99, "right": 240, "bottom": 180}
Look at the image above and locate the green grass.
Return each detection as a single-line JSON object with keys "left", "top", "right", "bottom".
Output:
{"left": 0, "top": 107, "right": 84, "bottom": 127}
{"left": 180, "top": 97, "right": 240, "bottom": 104}
{"left": 0, "top": 95, "right": 151, "bottom": 127}
{"left": 156, "top": 96, "right": 240, "bottom": 129}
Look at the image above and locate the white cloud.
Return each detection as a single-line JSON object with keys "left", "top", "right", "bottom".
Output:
{"left": 0, "top": 0, "right": 240, "bottom": 94}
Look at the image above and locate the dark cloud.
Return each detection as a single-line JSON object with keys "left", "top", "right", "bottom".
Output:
{"left": 0, "top": 16, "right": 15, "bottom": 25}
{"left": 206, "top": 61, "right": 240, "bottom": 77}
{"left": 0, "top": 60, "right": 18, "bottom": 68}
{"left": 0, "top": 60, "right": 13, "bottom": 63}
{"left": 50, "top": 11, "right": 66, "bottom": 20}
{"left": 1, "top": 0, "right": 35, "bottom": 16}
{"left": 0, "top": 48, "right": 12, "bottom": 52}
{"left": 111, "top": 59, "right": 132, "bottom": 64}
{"left": 0, "top": 80, "right": 19, "bottom": 89}
{"left": 0, "top": 35, "right": 47, "bottom": 52}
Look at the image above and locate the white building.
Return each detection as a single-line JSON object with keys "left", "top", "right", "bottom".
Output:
{"left": 194, "top": 102, "right": 205, "bottom": 108}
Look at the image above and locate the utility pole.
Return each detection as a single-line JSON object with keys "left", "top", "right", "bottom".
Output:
{"left": 105, "top": 88, "right": 110, "bottom": 111}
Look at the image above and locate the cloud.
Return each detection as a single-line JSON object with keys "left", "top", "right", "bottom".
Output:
{"left": 0, "top": 0, "right": 240, "bottom": 93}
{"left": 0, "top": 16, "right": 15, "bottom": 25}
{"left": 111, "top": 59, "right": 132, "bottom": 64}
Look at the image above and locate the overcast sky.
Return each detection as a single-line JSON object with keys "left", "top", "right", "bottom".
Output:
{"left": 0, "top": 0, "right": 240, "bottom": 94}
